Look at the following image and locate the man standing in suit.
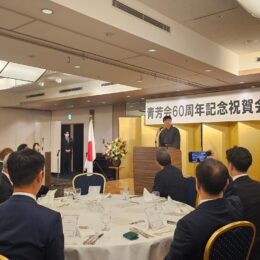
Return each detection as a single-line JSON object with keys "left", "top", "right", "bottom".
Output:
{"left": 0, "top": 152, "right": 13, "bottom": 203}
{"left": 159, "top": 116, "right": 180, "bottom": 149}
{"left": 226, "top": 146, "right": 260, "bottom": 260}
{"left": 153, "top": 148, "right": 186, "bottom": 203}
{"left": 164, "top": 158, "right": 243, "bottom": 260}
{"left": 0, "top": 149, "right": 64, "bottom": 260}
{"left": 61, "top": 131, "right": 73, "bottom": 174}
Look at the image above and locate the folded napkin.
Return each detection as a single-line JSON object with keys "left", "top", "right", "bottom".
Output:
{"left": 143, "top": 188, "right": 153, "bottom": 202}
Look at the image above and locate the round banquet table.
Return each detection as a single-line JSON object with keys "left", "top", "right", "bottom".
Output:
{"left": 45, "top": 194, "right": 194, "bottom": 260}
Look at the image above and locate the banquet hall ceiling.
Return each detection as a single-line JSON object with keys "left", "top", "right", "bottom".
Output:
{"left": 0, "top": 0, "right": 259, "bottom": 110}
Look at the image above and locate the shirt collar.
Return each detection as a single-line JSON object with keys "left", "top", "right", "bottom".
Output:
{"left": 233, "top": 173, "right": 248, "bottom": 181}
{"left": 12, "top": 192, "right": 36, "bottom": 201}
{"left": 199, "top": 198, "right": 219, "bottom": 205}
{"left": 1, "top": 171, "right": 12, "bottom": 185}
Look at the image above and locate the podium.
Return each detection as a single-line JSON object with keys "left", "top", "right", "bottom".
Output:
{"left": 133, "top": 147, "right": 182, "bottom": 195}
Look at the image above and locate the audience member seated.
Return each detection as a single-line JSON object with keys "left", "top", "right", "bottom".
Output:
{"left": 0, "top": 151, "right": 13, "bottom": 203}
{"left": 226, "top": 146, "right": 260, "bottom": 260}
{"left": 0, "top": 148, "right": 13, "bottom": 173}
{"left": 17, "top": 143, "right": 28, "bottom": 151}
{"left": 153, "top": 148, "right": 186, "bottom": 203}
{"left": 0, "top": 149, "right": 64, "bottom": 260}
{"left": 164, "top": 158, "right": 243, "bottom": 260}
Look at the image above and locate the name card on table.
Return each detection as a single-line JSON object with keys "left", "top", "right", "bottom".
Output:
{"left": 62, "top": 214, "right": 79, "bottom": 238}
{"left": 144, "top": 207, "right": 165, "bottom": 231}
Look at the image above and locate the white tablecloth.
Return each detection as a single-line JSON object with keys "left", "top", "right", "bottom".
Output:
{"left": 45, "top": 195, "right": 194, "bottom": 260}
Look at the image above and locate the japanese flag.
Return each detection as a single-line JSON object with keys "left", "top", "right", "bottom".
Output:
{"left": 84, "top": 119, "right": 96, "bottom": 172}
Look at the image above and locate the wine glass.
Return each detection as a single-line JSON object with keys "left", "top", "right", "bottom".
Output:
{"left": 101, "top": 210, "right": 111, "bottom": 231}
{"left": 152, "top": 191, "right": 160, "bottom": 210}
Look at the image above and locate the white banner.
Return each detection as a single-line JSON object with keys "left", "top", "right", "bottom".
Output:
{"left": 145, "top": 89, "right": 260, "bottom": 125}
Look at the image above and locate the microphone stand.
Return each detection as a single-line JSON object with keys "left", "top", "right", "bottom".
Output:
{"left": 155, "top": 127, "right": 163, "bottom": 147}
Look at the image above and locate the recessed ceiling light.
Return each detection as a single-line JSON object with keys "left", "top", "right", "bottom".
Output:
{"left": 148, "top": 48, "right": 157, "bottom": 53}
{"left": 74, "top": 65, "right": 80, "bottom": 69}
{"left": 55, "top": 77, "right": 62, "bottom": 84}
{"left": 41, "top": 8, "right": 54, "bottom": 15}
{"left": 205, "top": 69, "right": 212, "bottom": 73}
{"left": 38, "top": 81, "right": 45, "bottom": 87}
{"left": 137, "top": 75, "right": 143, "bottom": 83}
{"left": 240, "top": 81, "right": 245, "bottom": 84}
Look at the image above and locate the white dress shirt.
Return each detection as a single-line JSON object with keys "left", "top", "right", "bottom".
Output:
{"left": 233, "top": 173, "right": 248, "bottom": 181}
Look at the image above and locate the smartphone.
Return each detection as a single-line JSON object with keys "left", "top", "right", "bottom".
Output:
{"left": 188, "top": 151, "right": 211, "bottom": 163}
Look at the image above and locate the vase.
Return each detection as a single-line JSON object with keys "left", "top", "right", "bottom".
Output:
{"left": 112, "top": 159, "right": 121, "bottom": 167}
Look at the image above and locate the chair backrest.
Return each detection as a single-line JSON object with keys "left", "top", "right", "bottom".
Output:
{"left": 204, "top": 221, "right": 256, "bottom": 260}
{"left": 184, "top": 177, "right": 197, "bottom": 207}
{"left": 72, "top": 173, "right": 106, "bottom": 195}
{"left": 0, "top": 255, "right": 9, "bottom": 260}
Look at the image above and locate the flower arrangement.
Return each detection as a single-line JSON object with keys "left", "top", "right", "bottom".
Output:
{"left": 105, "top": 138, "right": 127, "bottom": 163}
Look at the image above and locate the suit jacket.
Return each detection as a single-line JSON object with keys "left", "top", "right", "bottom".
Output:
{"left": 153, "top": 164, "right": 186, "bottom": 203}
{"left": 61, "top": 137, "right": 73, "bottom": 154}
{"left": 0, "top": 195, "right": 64, "bottom": 260}
{"left": 164, "top": 197, "right": 243, "bottom": 260}
{"left": 159, "top": 126, "right": 180, "bottom": 149}
{"left": 0, "top": 172, "right": 13, "bottom": 203}
{"left": 233, "top": 175, "right": 260, "bottom": 260}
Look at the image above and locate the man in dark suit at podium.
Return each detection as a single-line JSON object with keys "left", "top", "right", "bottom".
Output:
{"left": 164, "top": 159, "right": 242, "bottom": 260}
{"left": 226, "top": 146, "right": 260, "bottom": 260}
{"left": 159, "top": 116, "right": 180, "bottom": 149}
{"left": 61, "top": 130, "right": 73, "bottom": 174}
{"left": 0, "top": 149, "right": 64, "bottom": 260}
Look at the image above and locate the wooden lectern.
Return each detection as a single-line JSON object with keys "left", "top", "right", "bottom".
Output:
{"left": 133, "top": 147, "right": 182, "bottom": 195}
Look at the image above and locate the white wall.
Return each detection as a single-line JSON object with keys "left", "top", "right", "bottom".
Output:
{"left": 51, "top": 105, "right": 113, "bottom": 155}
{"left": 0, "top": 108, "right": 51, "bottom": 151}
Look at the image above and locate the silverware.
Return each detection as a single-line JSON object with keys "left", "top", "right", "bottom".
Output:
{"left": 83, "top": 233, "right": 104, "bottom": 245}
{"left": 129, "top": 220, "right": 145, "bottom": 225}
{"left": 167, "top": 220, "right": 177, "bottom": 225}
{"left": 130, "top": 227, "right": 154, "bottom": 239}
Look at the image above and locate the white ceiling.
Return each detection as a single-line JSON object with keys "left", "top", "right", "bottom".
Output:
{"left": 0, "top": 0, "right": 260, "bottom": 110}
{"left": 138, "top": 0, "right": 260, "bottom": 54}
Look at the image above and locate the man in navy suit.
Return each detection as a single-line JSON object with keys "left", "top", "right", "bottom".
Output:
{"left": 164, "top": 158, "right": 243, "bottom": 260}
{"left": 226, "top": 146, "right": 260, "bottom": 260}
{"left": 0, "top": 149, "right": 64, "bottom": 260}
{"left": 153, "top": 148, "right": 186, "bottom": 203}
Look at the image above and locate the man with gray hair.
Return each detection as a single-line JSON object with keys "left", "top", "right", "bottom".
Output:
{"left": 0, "top": 151, "right": 13, "bottom": 203}
{"left": 153, "top": 148, "right": 186, "bottom": 202}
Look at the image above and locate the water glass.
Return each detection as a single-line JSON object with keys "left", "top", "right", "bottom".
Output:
{"left": 122, "top": 187, "right": 129, "bottom": 200}
{"left": 74, "top": 188, "right": 81, "bottom": 200}
{"left": 152, "top": 191, "right": 160, "bottom": 209}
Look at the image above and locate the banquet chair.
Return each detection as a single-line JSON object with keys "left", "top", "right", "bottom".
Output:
{"left": 184, "top": 177, "right": 197, "bottom": 207}
{"left": 72, "top": 173, "right": 106, "bottom": 195}
{"left": 203, "top": 221, "right": 256, "bottom": 260}
{"left": 0, "top": 255, "right": 9, "bottom": 260}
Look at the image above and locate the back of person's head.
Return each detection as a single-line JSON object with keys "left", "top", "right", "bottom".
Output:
{"left": 156, "top": 148, "right": 171, "bottom": 167}
{"left": 196, "top": 158, "right": 229, "bottom": 195}
{"left": 17, "top": 143, "right": 28, "bottom": 151}
{"left": 226, "top": 146, "right": 252, "bottom": 173}
{"left": 33, "top": 142, "right": 40, "bottom": 150}
{"left": 8, "top": 149, "right": 45, "bottom": 187}
{"left": 0, "top": 147, "right": 13, "bottom": 161}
